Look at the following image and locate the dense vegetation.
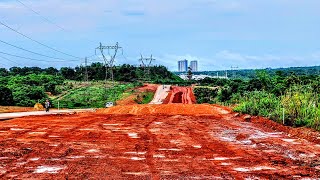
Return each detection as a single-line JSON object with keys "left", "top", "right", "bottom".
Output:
{"left": 194, "top": 71, "right": 320, "bottom": 130}
{"left": 0, "top": 64, "right": 180, "bottom": 82}
{"left": 0, "top": 64, "right": 178, "bottom": 107}
{"left": 52, "top": 82, "right": 136, "bottom": 108}
{"left": 0, "top": 74, "right": 64, "bottom": 106}
{"left": 175, "top": 65, "right": 320, "bottom": 79}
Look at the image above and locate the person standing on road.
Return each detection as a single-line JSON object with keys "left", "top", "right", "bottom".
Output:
{"left": 45, "top": 99, "right": 50, "bottom": 112}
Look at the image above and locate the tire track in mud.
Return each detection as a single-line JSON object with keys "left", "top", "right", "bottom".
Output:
{"left": 1, "top": 104, "right": 320, "bottom": 178}
{"left": 143, "top": 116, "right": 160, "bottom": 179}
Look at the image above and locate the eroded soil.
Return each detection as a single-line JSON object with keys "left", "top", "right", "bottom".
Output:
{"left": 1, "top": 104, "right": 320, "bottom": 179}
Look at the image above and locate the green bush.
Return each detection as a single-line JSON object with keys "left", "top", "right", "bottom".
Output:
{"left": 233, "top": 86, "right": 320, "bottom": 130}
{"left": 194, "top": 87, "right": 218, "bottom": 104}
{"left": 135, "top": 92, "right": 154, "bottom": 104}
{"left": 233, "top": 91, "right": 281, "bottom": 121}
{"left": 281, "top": 86, "right": 320, "bottom": 128}
{"left": 12, "top": 85, "right": 47, "bottom": 107}
{"left": 0, "top": 86, "right": 14, "bottom": 106}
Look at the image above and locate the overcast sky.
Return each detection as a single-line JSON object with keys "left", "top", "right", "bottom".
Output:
{"left": 0, "top": 0, "right": 319, "bottom": 71}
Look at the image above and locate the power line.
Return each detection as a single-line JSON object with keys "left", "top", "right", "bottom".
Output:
{"left": 16, "top": 0, "right": 98, "bottom": 45}
{"left": 0, "top": 62, "right": 7, "bottom": 67}
{"left": 0, "top": 20, "right": 82, "bottom": 60}
{"left": 0, "top": 39, "right": 79, "bottom": 61}
{"left": 16, "top": 0, "right": 66, "bottom": 31}
{"left": 0, "top": 50, "right": 78, "bottom": 62}
{"left": 0, "top": 55, "right": 20, "bottom": 65}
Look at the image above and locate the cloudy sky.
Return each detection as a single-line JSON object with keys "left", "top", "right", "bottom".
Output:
{"left": 0, "top": 0, "right": 319, "bottom": 71}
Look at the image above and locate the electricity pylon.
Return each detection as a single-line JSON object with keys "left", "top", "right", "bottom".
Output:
{"left": 96, "top": 42, "right": 122, "bottom": 84}
{"left": 231, "top": 66, "right": 239, "bottom": 79}
{"left": 139, "top": 54, "right": 155, "bottom": 80}
{"left": 95, "top": 42, "right": 122, "bottom": 102}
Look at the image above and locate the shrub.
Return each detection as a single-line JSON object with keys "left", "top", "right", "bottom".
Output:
{"left": 233, "top": 91, "right": 281, "bottom": 122}
{"left": 12, "top": 85, "right": 47, "bottom": 107}
{"left": 0, "top": 86, "right": 14, "bottom": 106}
{"left": 193, "top": 87, "right": 218, "bottom": 104}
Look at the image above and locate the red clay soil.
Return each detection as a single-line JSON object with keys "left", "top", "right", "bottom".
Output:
{"left": 136, "top": 84, "right": 158, "bottom": 92}
{"left": 0, "top": 106, "right": 36, "bottom": 113}
{"left": 1, "top": 104, "right": 320, "bottom": 179}
{"left": 164, "top": 86, "right": 196, "bottom": 104}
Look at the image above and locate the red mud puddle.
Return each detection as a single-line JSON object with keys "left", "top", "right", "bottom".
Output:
{"left": 0, "top": 104, "right": 320, "bottom": 179}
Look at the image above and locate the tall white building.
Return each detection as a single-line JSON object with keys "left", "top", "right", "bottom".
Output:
{"left": 190, "top": 60, "right": 198, "bottom": 72}
{"left": 178, "top": 59, "right": 188, "bottom": 72}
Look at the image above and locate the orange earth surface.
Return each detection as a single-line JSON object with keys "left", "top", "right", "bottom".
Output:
{"left": 0, "top": 106, "right": 36, "bottom": 113}
{"left": 0, "top": 86, "right": 320, "bottom": 179}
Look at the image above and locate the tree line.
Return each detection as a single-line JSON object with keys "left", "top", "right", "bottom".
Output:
{"left": 193, "top": 70, "right": 320, "bottom": 130}
{"left": 0, "top": 64, "right": 180, "bottom": 107}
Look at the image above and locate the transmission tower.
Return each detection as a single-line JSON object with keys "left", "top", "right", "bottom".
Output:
{"left": 95, "top": 42, "right": 122, "bottom": 102}
{"left": 96, "top": 42, "right": 122, "bottom": 84}
{"left": 231, "top": 66, "right": 239, "bottom": 79}
{"left": 139, "top": 54, "right": 155, "bottom": 80}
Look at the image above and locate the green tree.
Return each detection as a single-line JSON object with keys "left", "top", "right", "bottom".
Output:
{"left": 0, "top": 86, "right": 14, "bottom": 106}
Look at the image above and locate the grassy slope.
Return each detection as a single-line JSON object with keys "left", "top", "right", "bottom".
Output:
{"left": 51, "top": 81, "right": 135, "bottom": 108}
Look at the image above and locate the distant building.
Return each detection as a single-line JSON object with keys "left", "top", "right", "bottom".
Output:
{"left": 178, "top": 59, "right": 188, "bottom": 72}
{"left": 190, "top": 60, "right": 198, "bottom": 72}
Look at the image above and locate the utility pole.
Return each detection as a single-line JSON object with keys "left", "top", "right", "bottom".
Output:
{"left": 95, "top": 42, "right": 122, "bottom": 103}
{"left": 139, "top": 54, "right": 155, "bottom": 80}
{"left": 83, "top": 57, "right": 90, "bottom": 107}
{"left": 85, "top": 57, "right": 89, "bottom": 82}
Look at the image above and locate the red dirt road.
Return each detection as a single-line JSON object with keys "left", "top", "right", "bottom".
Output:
{"left": 166, "top": 86, "right": 196, "bottom": 104}
{"left": 151, "top": 85, "right": 197, "bottom": 104}
{"left": 1, "top": 104, "right": 320, "bottom": 179}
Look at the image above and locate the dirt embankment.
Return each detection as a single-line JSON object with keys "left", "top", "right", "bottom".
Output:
{"left": 97, "top": 104, "right": 228, "bottom": 117}
{"left": 118, "top": 85, "right": 196, "bottom": 105}
{"left": 162, "top": 86, "right": 196, "bottom": 104}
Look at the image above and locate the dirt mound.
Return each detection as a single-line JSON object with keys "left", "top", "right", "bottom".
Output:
{"left": 97, "top": 104, "right": 230, "bottom": 116}
{"left": 34, "top": 103, "right": 44, "bottom": 111}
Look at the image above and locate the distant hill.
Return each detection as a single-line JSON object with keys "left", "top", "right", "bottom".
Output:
{"left": 173, "top": 66, "right": 320, "bottom": 79}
